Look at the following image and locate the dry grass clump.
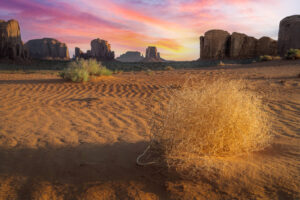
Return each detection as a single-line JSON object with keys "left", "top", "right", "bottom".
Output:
{"left": 259, "top": 55, "right": 282, "bottom": 61}
{"left": 164, "top": 66, "right": 174, "bottom": 71}
{"left": 149, "top": 78, "right": 272, "bottom": 176}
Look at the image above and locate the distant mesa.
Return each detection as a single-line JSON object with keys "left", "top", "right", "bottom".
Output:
{"left": 200, "top": 30, "right": 277, "bottom": 59}
{"left": 25, "top": 38, "right": 70, "bottom": 60}
{"left": 143, "top": 46, "right": 165, "bottom": 62}
{"left": 200, "top": 30, "right": 230, "bottom": 60}
{"left": 278, "top": 15, "right": 300, "bottom": 56}
{"left": 116, "top": 51, "right": 144, "bottom": 62}
{"left": 0, "top": 19, "right": 28, "bottom": 61}
{"left": 91, "top": 39, "right": 114, "bottom": 61}
{"left": 75, "top": 38, "right": 114, "bottom": 61}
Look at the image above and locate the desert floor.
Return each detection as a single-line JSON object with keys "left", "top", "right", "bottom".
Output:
{"left": 0, "top": 60, "right": 299, "bottom": 200}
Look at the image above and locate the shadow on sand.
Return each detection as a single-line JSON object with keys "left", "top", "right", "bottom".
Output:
{"left": 0, "top": 142, "right": 169, "bottom": 199}
{"left": 0, "top": 78, "right": 65, "bottom": 85}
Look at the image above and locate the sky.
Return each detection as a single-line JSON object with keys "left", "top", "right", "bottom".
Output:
{"left": 0, "top": 0, "right": 299, "bottom": 61}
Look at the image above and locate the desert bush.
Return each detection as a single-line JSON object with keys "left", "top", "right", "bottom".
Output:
{"left": 272, "top": 56, "right": 282, "bottom": 60}
{"left": 285, "top": 49, "right": 300, "bottom": 60}
{"left": 148, "top": 78, "right": 272, "bottom": 177}
{"left": 164, "top": 66, "right": 174, "bottom": 71}
{"left": 259, "top": 55, "right": 273, "bottom": 61}
{"left": 145, "top": 69, "right": 153, "bottom": 76}
{"left": 59, "top": 66, "right": 89, "bottom": 82}
{"left": 97, "top": 66, "right": 113, "bottom": 76}
{"left": 218, "top": 61, "right": 225, "bottom": 66}
{"left": 60, "top": 59, "right": 112, "bottom": 82}
{"left": 113, "top": 70, "right": 123, "bottom": 74}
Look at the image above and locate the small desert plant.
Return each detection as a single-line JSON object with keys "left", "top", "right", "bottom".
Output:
{"left": 285, "top": 49, "right": 300, "bottom": 60}
{"left": 218, "top": 61, "right": 225, "bottom": 66}
{"left": 259, "top": 55, "right": 273, "bottom": 61}
{"left": 147, "top": 78, "right": 272, "bottom": 177}
{"left": 113, "top": 70, "right": 123, "bottom": 74}
{"left": 60, "top": 59, "right": 112, "bottom": 82}
{"left": 164, "top": 66, "right": 174, "bottom": 71}
{"left": 145, "top": 69, "right": 153, "bottom": 76}
{"left": 272, "top": 56, "right": 282, "bottom": 60}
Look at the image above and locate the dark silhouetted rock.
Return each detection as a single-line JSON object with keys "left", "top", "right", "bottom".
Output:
{"left": 200, "top": 30, "right": 278, "bottom": 59}
{"left": 75, "top": 47, "right": 83, "bottom": 58}
{"left": 0, "top": 19, "right": 28, "bottom": 60}
{"left": 75, "top": 39, "right": 114, "bottom": 61}
{"left": 116, "top": 51, "right": 144, "bottom": 62}
{"left": 200, "top": 36, "right": 204, "bottom": 58}
{"left": 74, "top": 47, "right": 91, "bottom": 59}
{"left": 257, "top": 37, "right": 277, "bottom": 56}
{"left": 25, "top": 38, "right": 69, "bottom": 60}
{"left": 91, "top": 38, "right": 114, "bottom": 61}
{"left": 201, "top": 30, "right": 230, "bottom": 59}
{"left": 143, "top": 46, "right": 164, "bottom": 62}
{"left": 230, "top": 32, "right": 257, "bottom": 59}
{"left": 278, "top": 15, "right": 300, "bottom": 56}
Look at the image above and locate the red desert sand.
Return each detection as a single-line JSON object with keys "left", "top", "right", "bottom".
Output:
{"left": 0, "top": 61, "right": 299, "bottom": 199}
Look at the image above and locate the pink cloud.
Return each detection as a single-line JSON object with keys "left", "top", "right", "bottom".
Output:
{"left": 0, "top": 0, "right": 295, "bottom": 60}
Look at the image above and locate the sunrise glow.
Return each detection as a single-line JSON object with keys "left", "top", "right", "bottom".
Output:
{"left": 0, "top": 0, "right": 298, "bottom": 60}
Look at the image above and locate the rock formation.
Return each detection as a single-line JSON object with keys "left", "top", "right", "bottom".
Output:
{"left": 200, "top": 30, "right": 278, "bottom": 59}
{"left": 0, "top": 19, "right": 28, "bottom": 60}
{"left": 25, "top": 38, "right": 69, "bottom": 60}
{"left": 278, "top": 15, "right": 300, "bottom": 56}
{"left": 75, "top": 39, "right": 114, "bottom": 61}
{"left": 229, "top": 32, "right": 257, "bottom": 59}
{"left": 201, "top": 30, "right": 230, "bottom": 59}
{"left": 143, "top": 46, "right": 164, "bottom": 62}
{"left": 116, "top": 51, "right": 144, "bottom": 62}
{"left": 257, "top": 37, "right": 277, "bottom": 56}
{"left": 91, "top": 38, "right": 114, "bottom": 61}
{"left": 75, "top": 47, "right": 83, "bottom": 58}
{"left": 74, "top": 47, "right": 92, "bottom": 59}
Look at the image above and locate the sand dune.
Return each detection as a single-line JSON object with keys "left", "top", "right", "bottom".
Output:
{"left": 0, "top": 62, "right": 299, "bottom": 199}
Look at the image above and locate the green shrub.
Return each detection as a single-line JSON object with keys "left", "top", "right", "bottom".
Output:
{"left": 98, "top": 67, "right": 113, "bottom": 76}
{"left": 59, "top": 67, "right": 89, "bottom": 82}
{"left": 60, "top": 59, "right": 112, "bottom": 82}
{"left": 259, "top": 55, "right": 273, "bottom": 61}
{"left": 285, "top": 49, "right": 300, "bottom": 60}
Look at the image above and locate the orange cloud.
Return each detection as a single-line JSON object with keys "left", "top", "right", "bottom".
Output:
{"left": 150, "top": 39, "right": 184, "bottom": 52}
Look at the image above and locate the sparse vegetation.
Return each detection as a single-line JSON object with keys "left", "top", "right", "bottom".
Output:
{"left": 59, "top": 59, "right": 112, "bottom": 82}
{"left": 272, "top": 56, "right": 282, "bottom": 60}
{"left": 149, "top": 78, "right": 272, "bottom": 177}
{"left": 164, "top": 66, "right": 174, "bottom": 71}
{"left": 145, "top": 69, "right": 153, "bottom": 76}
{"left": 285, "top": 49, "right": 300, "bottom": 60}
{"left": 113, "top": 69, "right": 123, "bottom": 74}
{"left": 97, "top": 66, "right": 113, "bottom": 76}
{"left": 259, "top": 55, "right": 273, "bottom": 61}
{"left": 218, "top": 61, "right": 225, "bottom": 66}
